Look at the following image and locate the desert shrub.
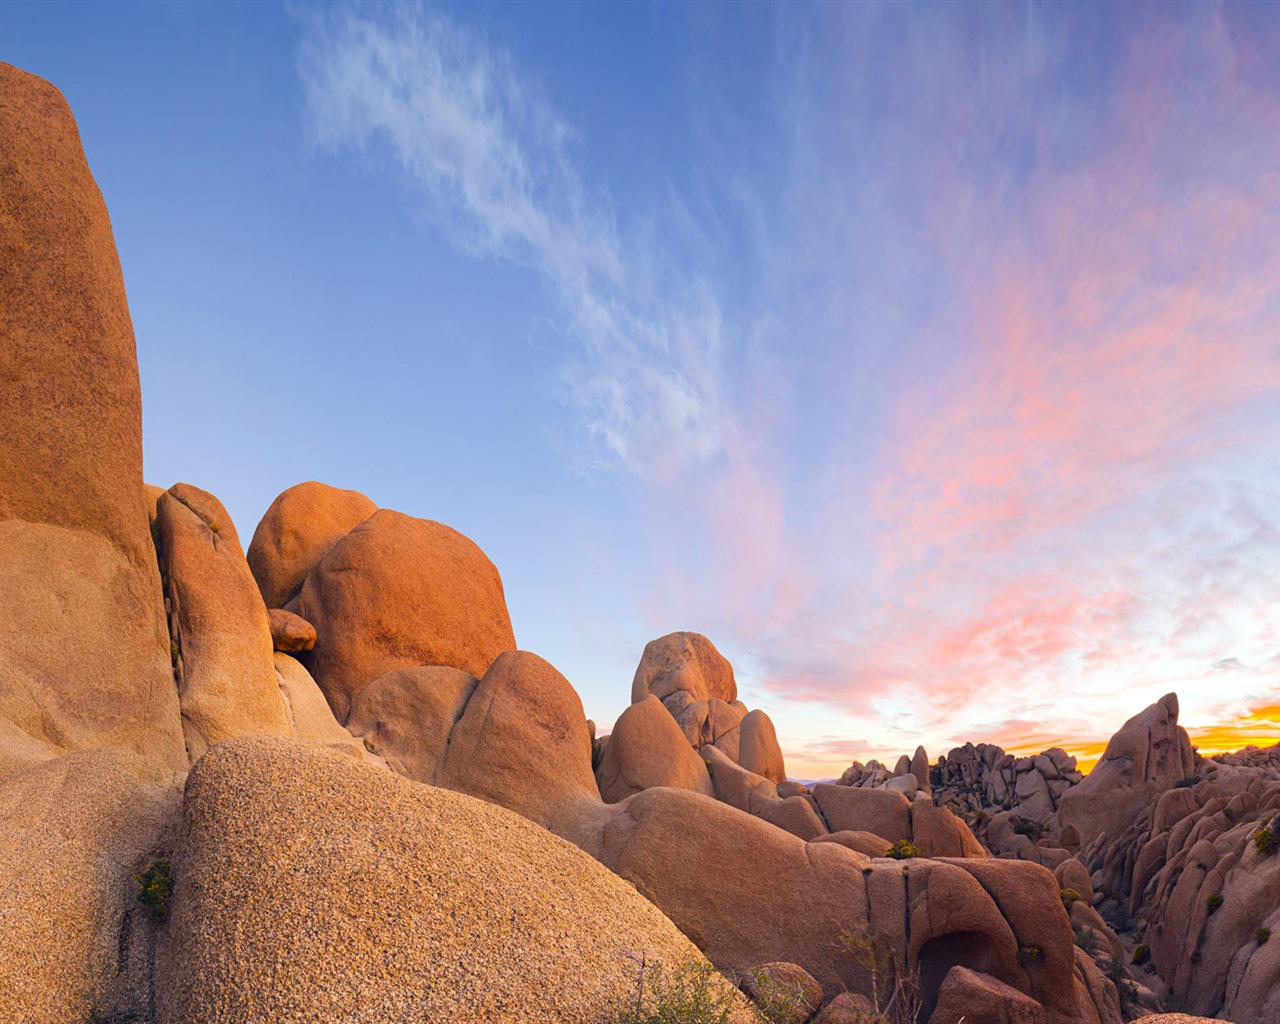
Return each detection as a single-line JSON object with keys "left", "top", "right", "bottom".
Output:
{"left": 135, "top": 860, "right": 173, "bottom": 921}
{"left": 738, "top": 968, "right": 814, "bottom": 1024}
{"left": 617, "top": 957, "right": 746, "bottom": 1024}
{"left": 1255, "top": 927, "right": 1271, "bottom": 944}
{"left": 1254, "top": 824, "right": 1277, "bottom": 856}
{"left": 1017, "top": 944, "right": 1041, "bottom": 965}
{"left": 884, "top": 839, "right": 920, "bottom": 860}
{"left": 838, "top": 925, "right": 922, "bottom": 1024}
{"left": 1206, "top": 893, "right": 1223, "bottom": 913}
{"left": 1131, "top": 945, "right": 1150, "bottom": 965}
{"left": 1073, "top": 927, "right": 1098, "bottom": 955}
{"left": 704, "top": 759, "right": 715, "bottom": 778}
{"left": 1060, "top": 888, "right": 1081, "bottom": 911}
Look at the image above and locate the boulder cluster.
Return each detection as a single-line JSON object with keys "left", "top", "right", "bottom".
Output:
{"left": 0, "top": 61, "right": 1265, "bottom": 1024}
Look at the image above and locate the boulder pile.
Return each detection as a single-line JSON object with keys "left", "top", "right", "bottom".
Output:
{"left": 3, "top": 58, "right": 1261, "bottom": 1024}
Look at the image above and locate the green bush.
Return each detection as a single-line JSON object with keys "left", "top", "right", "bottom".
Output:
{"left": 616, "top": 958, "right": 745, "bottom": 1024}
{"left": 884, "top": 839, "right": 920, "bottom": 860}
{"left": 1073, "top": 927, "right": 1097, "bottom": 955}
{"left": 1254, "top": 825, "right": 1277, "bottom": 856}
{"left": 1255, "top": 927, "right": 1271, "bottom": 945}
{"left": 1131, "top": 945, "right": 1150, "bottom": 965}
{"left": 1060, "top": 888, "right": 1081, "bottom": 911}
{"left": 1017, "top": 944, "right": 1041, "bottom": 965}
{"left": 1206, "top": 893, "right": 1223, "bottom": 913}
{"left": 135, "top": 860, "right": 173, "bottom": 920}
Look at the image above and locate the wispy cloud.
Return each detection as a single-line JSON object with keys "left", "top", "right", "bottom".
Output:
{"left": 296, "top": 3, "right": 1280, "bottom": 777}
{"left": 689, "top": 4, "right": 1280, "bottom": 769}
{"left": 296, "top": 3, "right": 731, "bottom": 479}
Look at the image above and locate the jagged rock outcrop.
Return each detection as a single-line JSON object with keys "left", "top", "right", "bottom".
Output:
{"left": 155, "top": 738, "right": 748, "bottom": 1024}
{"left": 1058, "top": 693, "right": 1196, "bottom": 847}
{"left": 155, "top": 483, "right": 292, "bottom": 761}
{"left": 839, "top": 741, "right": 1084, "bottom": 865}
{"left": 0, "top": 62, "right": 185, "bottom": 778}
{"left": 291, "top": 508, "right": 517, "bottom": 721}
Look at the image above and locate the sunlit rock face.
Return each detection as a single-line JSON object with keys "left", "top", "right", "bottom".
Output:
{"left": 1058, "top": 693, "right": 1196, "bottom": 846}
{"left": 0, "top": 61, "right": 186, "bottom": 778}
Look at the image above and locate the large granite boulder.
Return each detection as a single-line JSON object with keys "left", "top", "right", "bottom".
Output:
{"left": 292, "top": 508, "right": 516, "bottom": 721}
{"left": 0, "top": 749, "right": 180, "bottom": 1024}
{"left": 346, "top": 664, "right": 479, "bottom": 782}
{"left": 632, "top": 631, "right": 738, "bottom": 705}
{"left": 812, "top": 783, "right": 912, "bottom": 841}
{"left": 438, "top": 650, "right": 599, "bottom": 836}
{"left": 1058, "top": 693, "right": 1195, "bottom": 845}
{"left": 927, "top": 965, "right": 1046, "bottom": 1024}
{"left": 596, "top": 694, "right": 715, "bottom": 803}
{"left": 739, "top": 709, "right": 787, "bottom": 783}
{"left": 156, "top": 483, "right": 291, "bottom": 761}
{"left": 0, "top": 62, "right": 185, "bottom": 777}
{"left": 154, "top": 738, "right": 740, "bottom": 1024}
{"left": 273, "top": 653, "right": 371, "bottom": 761}
{"left": 246, "top": 481, "right": 377, "bottom": 610}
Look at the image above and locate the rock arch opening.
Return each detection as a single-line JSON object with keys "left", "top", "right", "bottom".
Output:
{"left": 916, "top": 929, "right": 1000, "bottom": 1018}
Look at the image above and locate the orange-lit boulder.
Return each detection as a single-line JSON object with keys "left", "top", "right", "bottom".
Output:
{"left": 293, "top": 509, "right": 515, "bottom": 721}
{"left": 246, "top": 481, "right": 376, "bottom": 610}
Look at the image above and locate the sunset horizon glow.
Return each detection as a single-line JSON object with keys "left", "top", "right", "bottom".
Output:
{"left": 4, "top": 2, "right": 1277, "bottom": 783}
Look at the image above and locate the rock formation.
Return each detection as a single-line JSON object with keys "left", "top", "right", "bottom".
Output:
{"left": 287, "top": 506, "right": 517, "bottom": 721}
{"left": 628, "top": 631, "right": 788, "bottom": 782}
{"left": 155, "top": 737, "right": 749, "bottom": 1024}
{"left": 245, "top": 480, "right": 378, "bottom": 610}
{"left": 1058, "top": 693, "right": 1196, "bottom": 847}
{"left": 155, "top": 482, "right": 292, "bottom": 761}
{"left": 1, "top": 59, "right": 1241, "bottom": 1024}
{"left": 0, "top": 61, "right": 185, "bottom": 778}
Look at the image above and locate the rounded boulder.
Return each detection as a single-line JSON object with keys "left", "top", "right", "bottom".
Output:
{"left": 293, "top": 509, "right": 516, "bottom": 722}
{"left": 155, "top": 737, "right": 729, "bottom": 1024}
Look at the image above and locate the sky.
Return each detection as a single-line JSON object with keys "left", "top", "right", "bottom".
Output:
{"left": 5, "top": 1, "right": 1279, "bottom": 779}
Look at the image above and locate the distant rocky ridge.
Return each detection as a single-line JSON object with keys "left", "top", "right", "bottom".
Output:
{"left": 1, "top": 59, "right": 1272, "bottom": 1024}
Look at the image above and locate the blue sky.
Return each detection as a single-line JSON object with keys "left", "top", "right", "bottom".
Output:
{"left": 6, "top": 1, "right": 1280, "bottom": 776}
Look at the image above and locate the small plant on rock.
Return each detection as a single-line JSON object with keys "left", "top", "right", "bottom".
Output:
{"left": 1017, "top": 944, "right": 1041, "bottom": 966}
{"left": 1131, "top": 945, "right": 1150, "bottom": 965}
{"left": 617, "top": 956, "right": 743, "bottom": 1024}
{"left": 1073, "top": 927, "right": 1097, "bottom": 955}
{"left": 884, "top": 839, "right": 920, "bottom": 860}
{"left": 1255, "top": 926, "right": 1271, "bottom": 945}
{"left": 1206, "top": 893, "right": 1223, "bottom": 913}
{"left": 135, "top": 860, "right": 173, "bottom": 921}
{"left": 1060, "top": 888, "right": 1081, "bottom": 911}
{"left": 837, "top": 924, "right": 922, "bottom": 1024}
{"left": 1254, "top": 824, "right": 1277, "bottom": 856}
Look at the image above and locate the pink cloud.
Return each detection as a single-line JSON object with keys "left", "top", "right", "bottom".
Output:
{"left": 746, "top": 11, "right": 1280, "bottom": 758}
